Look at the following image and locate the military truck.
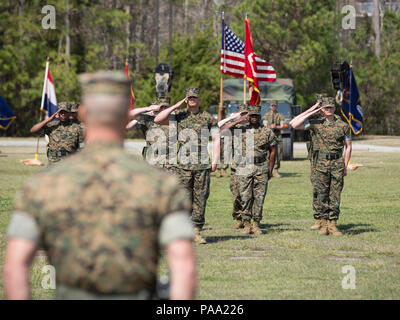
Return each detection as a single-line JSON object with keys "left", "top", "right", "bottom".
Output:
{"left": 210, "top": 78, "right": 302, "bottom": 160}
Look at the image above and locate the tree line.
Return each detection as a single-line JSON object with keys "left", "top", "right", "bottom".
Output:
{"left": 0, "top": 0, "right": 399, "bottom": 136}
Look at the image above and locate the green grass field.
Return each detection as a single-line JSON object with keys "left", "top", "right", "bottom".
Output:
{"left": 1, "top": 139, "right": 399, "bottom": 300}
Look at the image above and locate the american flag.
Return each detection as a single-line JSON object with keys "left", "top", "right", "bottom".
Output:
{"left": 221, "top": 19, "right": 276, "bottom": 82}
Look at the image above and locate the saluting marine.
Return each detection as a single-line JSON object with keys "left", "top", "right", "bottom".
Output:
{"left": 126, "top": 97, "right": 179, "bottom": 172}
{"left": 290, "top": 96, "right": 352, "bottom": 235}
{"left": 154, "top": 87, "right": 221, "bottom": 244}
{"left": 221, "top": 105, "right": 276, "bottom": 235}
{"left": 30, "top": 102, "right": 82, "bottom": 165}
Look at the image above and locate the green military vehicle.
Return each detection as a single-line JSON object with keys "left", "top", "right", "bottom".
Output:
{"left": 211, "top": 78, "right": 302, "bottom": 160}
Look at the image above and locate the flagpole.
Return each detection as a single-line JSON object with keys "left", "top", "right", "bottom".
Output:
{"left": 243, "top": 12, "right": 248, "bottom": 105}
{"left": 35, "top": 58, "right": 50, "bottom": 160}
{"left": 219, "top": 12, "right": 225, "bottom": 120}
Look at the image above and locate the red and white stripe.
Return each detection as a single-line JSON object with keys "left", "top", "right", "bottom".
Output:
{"left": 221, "top": 50, "right": 276, "bottom": 83}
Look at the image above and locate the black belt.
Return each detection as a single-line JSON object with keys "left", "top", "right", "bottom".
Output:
{"left": 246, "top": 156, "right": 267, "bottom": 164}
{"left": 318, "top": 151, "right": 342, "bottom": 160}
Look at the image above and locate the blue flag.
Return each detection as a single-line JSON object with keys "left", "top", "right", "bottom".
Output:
{"left": 341, "top": 68, "right": 363, "bottom": 135}
{"left": 0, "top": 94, "right": 16, "bottom": 130}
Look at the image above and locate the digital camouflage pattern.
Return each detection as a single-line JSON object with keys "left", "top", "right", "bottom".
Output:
{"left": 309, "top": 113, "right": 351, "bottom": 220}
{"left": 44, "top": 120, "right": 82, "bottom": 164}
{"left": 58, "top": 101, "right": 70, "bottom": 112}
{"left": 172, "top": 102, "right": 218, "bottom": 229}
{"left": 174, "top": 109, "right": 218, "bottom": 171}
{"left": 70, "top": 102, "right": 80, "bottom": 113}
{"left": 227, "top": 117, "right": 277, "bottom": 223}
{"left": 185, "top": 87, "right": 200, "bottom": 97}
{"left": 13, "top": 141, "right": 191, "bottom": 294}
{"left": 263, "top": 110, "right": 285, "bottom": 169}
{"left": 137, "top": 113, "right": 177, "bottom": 169}
{"left": 174, "top": 168, "right": 210, "bottom": 229}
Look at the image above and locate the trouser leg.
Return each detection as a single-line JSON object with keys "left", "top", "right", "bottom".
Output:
{"left": 328, "top": 161, "right": 345, "bottom": 220}
{"left": 192, "top": 169, "right": 211, "bottom": 229}
{"left": 313, "top": 167, "right": 331, "bottom": 220}
{"left": 236, "top": 173, "right": 254, "bottom": 222}
{"left": 230, "top": 168, "right": 242, "bottom": 220}
{"left": 251, "top": 169, "right": 268, "bottom": 222}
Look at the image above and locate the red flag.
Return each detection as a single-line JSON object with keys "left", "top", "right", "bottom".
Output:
{"left": 244, "top": 18, "right": 261, "bottom": 106}
{"left": 124, "top": 61, "right": 135, "bottom": 110}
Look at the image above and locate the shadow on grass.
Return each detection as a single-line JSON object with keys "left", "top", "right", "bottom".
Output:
{"left": 338, "top": 223, "right": 379, "bottom": 235}
{"left": 205, "top": 235, "right": 253, "bottom": 244}
{"left": 260, "top": 223, "right": 302, "bottom": 233}
{"left": 276, "top": 172, "right": 301, "bottom": 178}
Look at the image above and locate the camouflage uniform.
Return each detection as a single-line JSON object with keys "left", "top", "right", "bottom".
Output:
{"left": 216, "top": 104, "right": 229, "bottom": 177}
{"left": 44, "top": 102, "right": 82, "bottom": 165}
{"left": 173, "top": 87, "right": 219, "bottom": 230}
{"left": 231, "top": 106, "right": 277, "bottom": 224}
{"left": 137, "top": 97, "right": 177, "bottom": 172}
{"left": 7, "top": 71, "right": 193, "bottom": 299}
{"left": 263, "top": 101, "right": 285, "bottom": 170}
{"left": 308, "top": 97, "right": 351, "bottom": 221}
{"left": 308, "top": 94, "right": 328, "bottom": 217}
{"left": 226, "top": 104, "right": 248, "bottom": 222}
{"left": 69, "top": 102, "right": 85, "bottom": 145}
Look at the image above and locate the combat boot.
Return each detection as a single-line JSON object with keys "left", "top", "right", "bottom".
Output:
{"left": 272, "top": 169, "right": 281, "bottom": 178}
{"left": 242, "top": 221, "right": 252, "bottom": 235}
{"left": 233, "top": 219, "right": 244, "bottom": 229}
{"left": 194, "top": 227, "right": 206, "bottom": 244}
{"left": 327, "top": 219, "right": 342, "bottom": 236}
{"left": 251, "top": 221, "right": 262, "bottom": 235}
{"left": 216, "top": 170, "right": 221, "bottom": 178}
{"left": 318, "top": 219, "right": 329, "bottom": 235}
{"left": 311, "top": 219, "right": 323, "bottom": 230}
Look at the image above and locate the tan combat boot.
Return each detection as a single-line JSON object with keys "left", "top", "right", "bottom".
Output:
{"left": 327, "top": 219, "right": 342, "bottom": 236}
{"left": 318, "top": 219, "right": 329, "bottom": 235}
{"left": 311, "top": 219, "right": 322, "bottom": 230}
{"left": 233, "top": 219, "right": 244, "bottom": 229}
{"left": 251, "top": 221, "right": 262, "bottom": 235}
{"left": 272, "top": 169, "right": 281, "bottom": 178}
{"left": 194, "top": 227, "right": 206, "bottom": 244}
{"left": 242, "top": 221, "right": 252, "bottom": 235}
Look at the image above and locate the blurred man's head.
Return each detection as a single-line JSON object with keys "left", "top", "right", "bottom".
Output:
{"left": 79, "top": 71, "right": 130, "bottom": 129}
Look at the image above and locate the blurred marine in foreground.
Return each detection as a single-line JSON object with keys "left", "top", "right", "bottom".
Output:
{"left": 4, "top": 71, "right": 196, "bottom": 300}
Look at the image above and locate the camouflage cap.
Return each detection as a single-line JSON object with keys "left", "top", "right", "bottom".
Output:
{"left": 248, "top": 105, "right": 261, "bottom": 116}
{"left": 270, "top": 100, "right": 278, "bottom": 106}
{"left": 79, "top": 71, "right": 130, "bottom": 96}
{"left": 185, "top": 87, "right": 200, "bottom": 98}
{"left": 156, "top": 96, "right": 171, "bottom": 107}
{"left": 238, "top": 103, "right": 248, "bottom": 114}
{"left": 70, "top": 102, "right": 80, "bottom": 113}
{"left": 316, "top": 93, "right": 328, "bottom": 103}
{"left": 322, "top": 97, "right": 336, "bottom": 107}
{"left": 58, "top": 102, "right": 70, "bottom": 112}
